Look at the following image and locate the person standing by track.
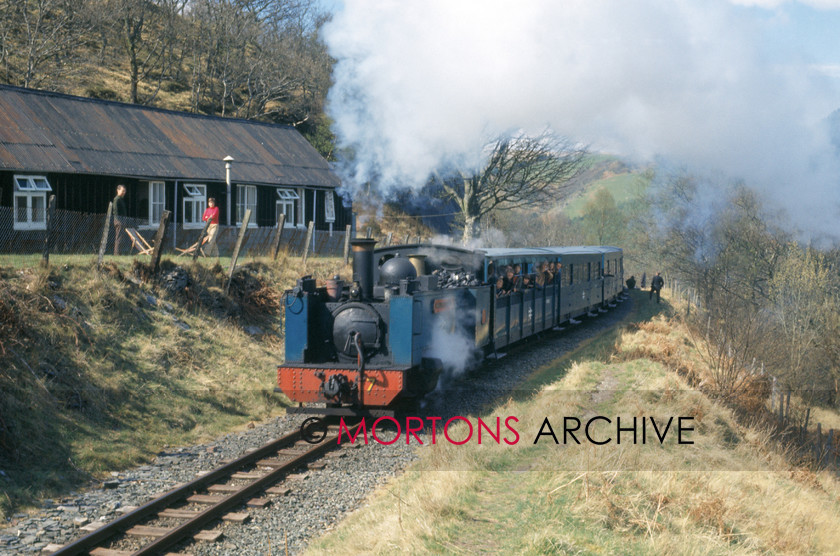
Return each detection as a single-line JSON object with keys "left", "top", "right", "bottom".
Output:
{"left": 650, "top": 271, "right": 664, "bottom": 303}
{"left": 112, "top": 184, "right": 127, "bottom": 255}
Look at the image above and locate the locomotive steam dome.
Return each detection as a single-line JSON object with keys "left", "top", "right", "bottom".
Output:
{"left": 379, "top": 255, "right": 417, "bottom": 285}
{"left": 332, "top": 303, "right": 382, "bottom": 358}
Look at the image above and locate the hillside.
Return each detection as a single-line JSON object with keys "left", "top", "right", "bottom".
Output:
{"left": 307, "top": 291, "right": 840, "bottom": 554}
{"left": 0, "top": 253, "right": 349, "bottom": 521}
{"left": 556, "top": 154, "right": 651, "bottom": 218}
{"left": 0, "top": 0, "right": 334, "bottom": 157}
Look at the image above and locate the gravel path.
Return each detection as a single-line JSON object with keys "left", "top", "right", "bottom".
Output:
{"left": 1, "top": 295, "right": 633, "bottom": 555}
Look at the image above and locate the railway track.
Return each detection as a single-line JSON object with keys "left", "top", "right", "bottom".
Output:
{"left": 48, "top": 419, "right": 356, "bottom": 556}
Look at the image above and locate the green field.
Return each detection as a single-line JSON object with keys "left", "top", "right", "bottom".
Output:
{"left": 564, "top": 170, "right": 651, "bottom": 218}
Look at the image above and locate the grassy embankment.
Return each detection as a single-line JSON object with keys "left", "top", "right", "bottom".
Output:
{"left": 308, "top": 290, "right": 840, "bottom": 555}
{"left": 0, "top": 253, "right": 349, "bottom": 520}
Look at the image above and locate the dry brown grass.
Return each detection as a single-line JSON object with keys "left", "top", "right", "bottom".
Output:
{"left": 616, "top": 316, "right": 772, "bottom": 414}
{"left": 309, "top": 310, "right": 840, "bottom": 555}
{"left": 0, "top": 254, "right": 350, "bottom": 520}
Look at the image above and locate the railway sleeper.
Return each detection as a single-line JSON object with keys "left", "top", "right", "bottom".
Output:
{"left": 126, "top": 525, "right": 222, "bottom": 542}
{"left": 88, "top": 549, "right": 192, "bottom": 556}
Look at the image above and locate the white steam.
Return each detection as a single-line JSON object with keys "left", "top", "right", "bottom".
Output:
{"left": 323, "top": 0, "right": 840, "bottom": 237}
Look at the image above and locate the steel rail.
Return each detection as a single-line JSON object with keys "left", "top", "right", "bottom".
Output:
{"left": 134, "top": 428, "right": 349, "bottom": 555}
{"left": 51, "top": 427, "right": 309, "bottom": 555}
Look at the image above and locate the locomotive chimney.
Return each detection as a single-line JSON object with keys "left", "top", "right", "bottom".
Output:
{"left": 351, "top": 238, "right": 377, "bottom": 299}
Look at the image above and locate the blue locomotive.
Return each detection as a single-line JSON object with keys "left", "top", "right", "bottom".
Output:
{"left": 277, "top": 240, "right": 624, "bottom": 415}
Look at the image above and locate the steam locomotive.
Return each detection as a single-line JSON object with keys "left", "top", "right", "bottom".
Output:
{"left": 277, "top": 240, "right": 624, "bottom": 416}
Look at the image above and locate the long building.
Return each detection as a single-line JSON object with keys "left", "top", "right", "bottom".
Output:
{"left": 0, "top": 84, "right": 349, "bottom": 251}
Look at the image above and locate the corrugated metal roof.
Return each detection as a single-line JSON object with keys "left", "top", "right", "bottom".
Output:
{"left": 0, "top": 85, "right": 340, "bottom": 188}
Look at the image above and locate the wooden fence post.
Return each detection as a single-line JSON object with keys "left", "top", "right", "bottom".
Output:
{"left": 365, "top": 227, "right": 372, "bottom": 239}
{"left": 150, "top": 210, "right": 171, "bottom": 275}
{"left": 343, "top": 224, "right": 352, "bottom": 264}
{"left": 97, "top": 202, "right": 113, "bottom": 268}
{"left": 41, "top": 195, "right": 56, "bottom": 268}
{"left": 301, "top": 221, "right": 315, "bottom": 265}
{"left": 385, "top": 232, "right": 393, "bottom": 247}
{"left": 778, "top": 390, "right": 785, "bottom": 423}
{"left": 225, "top": 209, "right": 251, "bottom": 294}
{"left": 802, "top": 408, "right": 810, "bottom": 440}
{"left": 403, "top": 233, "right": 410, "bottom": 245}
{"left": 785, "top": 390, "right": 791, "bottom": 423}
{"left": 193, "top": 218, "right": 212, "bottom": 262}
{"left": 271, "top": 213, "right": 286, "bottom": 260}
{"left": 817, "top": 423, "right": 823, "bottom": 460}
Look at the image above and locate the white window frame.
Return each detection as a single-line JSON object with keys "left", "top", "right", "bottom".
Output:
{"left": 324, "top": 190, "right": 336, "bottom": 223}
{"left": 276, "top": 188, "right": 299, "bottom": 228}
{"left": 237, "top": 184, "right": 257, "bottom": 227}
{"left": 142, "top": 181, "right": 166, "bottom": 228}
{"left": 182, "top": 183, "right": 206, "bottom": 229}
{"left": 13, "top": 174, "right": 52, "bottom": 231}
{"left": 297, "top": 188, "right": 306, "bottom": 228}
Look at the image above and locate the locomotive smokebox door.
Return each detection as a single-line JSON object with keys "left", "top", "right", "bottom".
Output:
{"left": 332, "top": 302, "right": 382, "bottom": 361}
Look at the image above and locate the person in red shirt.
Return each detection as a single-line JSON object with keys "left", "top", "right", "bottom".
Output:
{"left": 202, "top": 197, "right": 220, "bottom": 256}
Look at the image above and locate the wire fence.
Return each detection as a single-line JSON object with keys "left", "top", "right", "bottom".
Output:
{"left": 663, "top": 278, "right": 840, "bottom": 470}
{"left": 0, "top": 206, "right": 353, "bottom": 258}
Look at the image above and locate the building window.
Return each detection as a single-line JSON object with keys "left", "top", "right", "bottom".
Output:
{"left": 13, "top": 175, "right": 52, "bottom": 231}
{"left": 276, "top": 188, "right": 299, "bottom": 227}
{"left": 237, "top": 184, "right": 257, "bottom": 226}
{"left": 183, "top": 183, "right": 206, "bottom": 229}
{"left": 297, "top": 188, "right": 305, "bottom": 227}
{"left": 138, "top": 181, "right": 166, "bottom": 228}
{"left": 149, "top": 181, "right": 165, "bottom": 226}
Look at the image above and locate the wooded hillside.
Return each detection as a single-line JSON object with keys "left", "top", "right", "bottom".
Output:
{"left": 0, "top": 0, "right": 335, "bottom": 156}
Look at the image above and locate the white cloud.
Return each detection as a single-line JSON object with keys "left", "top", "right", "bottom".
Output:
{"left": 728, "top": 0, "right": 840, "bottom": 8}
{"left": 323, "top": 0, "right": 840, "bottom": 236}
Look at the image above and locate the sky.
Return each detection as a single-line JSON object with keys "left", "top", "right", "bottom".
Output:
{"left": 320, "top": 0, "right": 840, "bottom": 237}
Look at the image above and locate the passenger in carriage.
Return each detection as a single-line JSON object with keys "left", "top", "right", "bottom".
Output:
{"left": 521, "top": 273, "right": 533, "bottom": 289}
{"left": 496, "top": 265, "right": 517, "bottom": 296}
{"left": 495, "top": 276, "right": 506, "bottom": 295}
{"left": 511, "top": 265, "right": 523, "bottom": 292}
{"left": 548, "top": 260, "right": 557, "bottom": 279}
{"left": 535, "top": 261, "right": 549, "bottom": 289}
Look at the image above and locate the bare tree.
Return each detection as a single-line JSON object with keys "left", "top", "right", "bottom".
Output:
{"left": 104, "top": 0, "right": 185, "bottom": 104}
{"left": 437, "top": 130, "right": 587, "bottom": 244}
{"left": 184, "top": 0, "right": 327, "bottom": 121}
{"left": 1, "top": 0, "right": 94, "bottom": 88}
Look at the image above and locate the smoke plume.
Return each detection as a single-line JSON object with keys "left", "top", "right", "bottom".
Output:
{"left": 323, "top": 0, "right": 840, "bottom": 237}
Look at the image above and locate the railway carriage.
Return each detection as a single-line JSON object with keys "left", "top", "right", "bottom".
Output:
{"left": 277, "top": 241, "right": 623, "bottom": 415}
